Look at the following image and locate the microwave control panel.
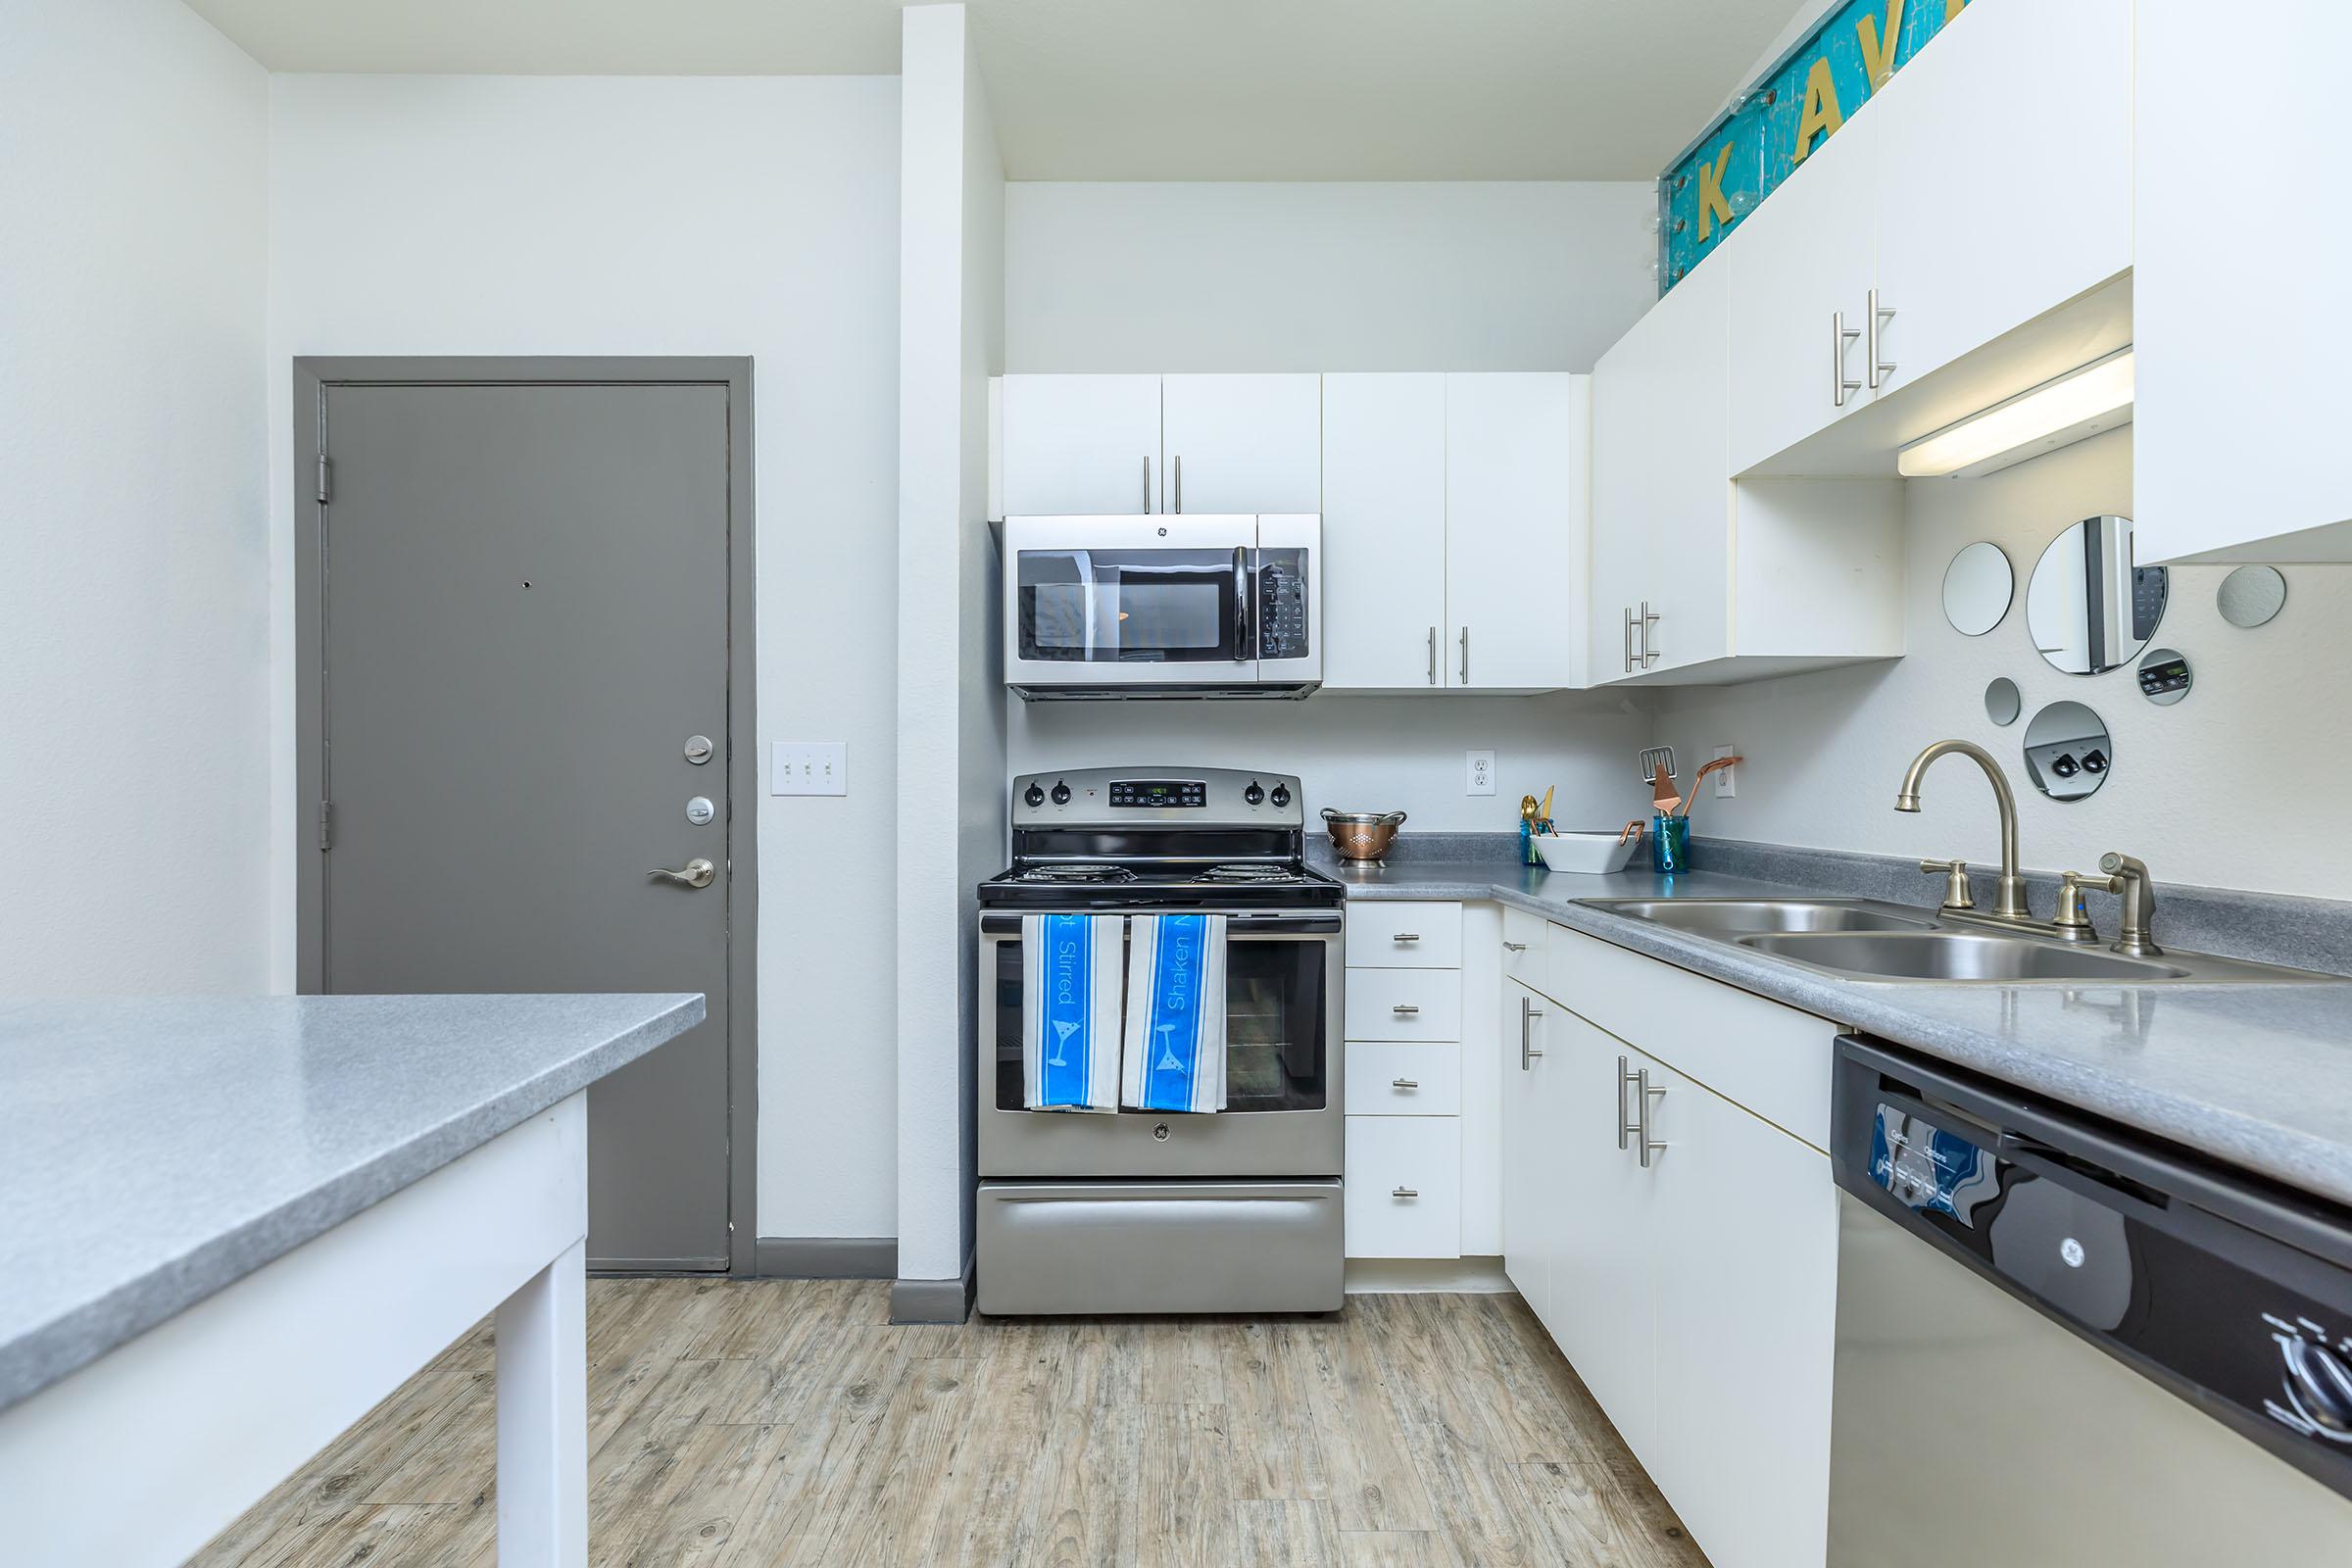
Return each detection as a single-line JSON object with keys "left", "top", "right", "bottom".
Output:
{"left": 1257, "top": 551, "right": 1310, "bottom": 660}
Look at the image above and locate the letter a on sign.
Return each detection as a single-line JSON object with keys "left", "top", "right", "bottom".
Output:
{"left": 1696, "top": 143, "right": 1735, "bottom": 240}
{"left": 1793, "top": 55, "right": 1844, "bottom": 163}
{"left": 1856, "top": 0, "right": 1905, "bottom": 91}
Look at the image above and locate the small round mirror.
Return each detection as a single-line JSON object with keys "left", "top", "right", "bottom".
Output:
{"left": 1984, "top": 677, "right": 2022, "bottom": 726}
{"left": 2218, "top": 564, "right": 2287, "bottom": 628}
{"left": 1941, "top": 541, "right": 2014, "bottom": 636}
{"left": 2136, "top": 648, "right": 2191, "bottom": 707}
{"left": 2023, "top": 700, "right": 2112, "bottom": 802}
{"left": 2026, "top": 514, "right": 2166, "bottom": 675}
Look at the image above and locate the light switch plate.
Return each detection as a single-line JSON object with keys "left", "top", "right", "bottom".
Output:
{"left": 771, "top": 741, "right": 847, "bottom": 796}
{"left": 1712, "top": 745, "right": 1738, "bottom": 797}
{"left": 1466, "top": 750, "right": 1496, "bottom": 797}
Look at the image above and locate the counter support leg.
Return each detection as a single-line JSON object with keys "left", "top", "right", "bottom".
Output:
{"left": 495, "top": 1237, "right": 587, "bottom": 1566}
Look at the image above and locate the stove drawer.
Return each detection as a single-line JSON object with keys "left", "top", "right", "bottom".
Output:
{"left": 1347, "top": 902, "right": 1463, "bottom": 968}
{"left": 976, "top": 1180, "right": 1344, "bottom": 1314}
{"left": 1344, "top": 1043, "right": 1461, "bottom": 1115}
{"left": 1345, "top": 966, "right": 1462, "bottom": 1040}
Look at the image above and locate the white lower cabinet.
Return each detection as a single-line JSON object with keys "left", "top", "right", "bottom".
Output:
{"left": 1344, "top": 1117, "right": 1462, "bottom": 1259}
{"left": 1505, "top": 925, "right": 1839, "bottom": 1568}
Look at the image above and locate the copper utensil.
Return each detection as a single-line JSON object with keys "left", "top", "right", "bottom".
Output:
{"left": 1321, "top": 808, "right": 1407, "bottom": 863}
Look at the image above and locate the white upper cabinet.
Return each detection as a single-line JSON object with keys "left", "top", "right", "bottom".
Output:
{"left": 2136, "top": 8, "right": 2352, "bottom": 563}
{"left": 1725, "top": 112, "right": 1878, "bottom": 476}
{"left": 1444, "top": 373, "right": 1590, "bottom": 691}
{"left": 1869, "top": 0, "right": 2132, "bottom": 401}
{"left": 1000, "top": 374, "right": 1161, "bottom": 515}
{"left": 1160, "top": 373, "right": 1322, "bottom": 515}
{"left": 1321, "top": 374, "right": 1448, "bottom": 689}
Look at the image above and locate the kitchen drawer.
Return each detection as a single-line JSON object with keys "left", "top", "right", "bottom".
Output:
{"left": 1347, "top": 902, "right": 1462, "bottom": 968}
{"left": 1345, "top": 966, "right": 1463, "bottom": 1041}
{"left": 1345, "top": 1117, "right": 1462, "bottom": 1258}
{"left": 1548, "top": 924, "right": 1834, "bottom": 1151}
{"left": 1502, "top": 906, "right": 1548, "bottom": 986}
{"left": 977, "top": 1180, "right": 1344, "bottom": 1314}
{"left": 1344, "top": 1042, "right": 1461, "bottom": 1115}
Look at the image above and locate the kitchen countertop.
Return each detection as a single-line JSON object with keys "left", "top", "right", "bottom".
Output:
{"left": 1329, "top": 859, "right": 2352, "bottom": 1210}
{"left": 0, "top": 992, "right": 703, "bottom": 1412}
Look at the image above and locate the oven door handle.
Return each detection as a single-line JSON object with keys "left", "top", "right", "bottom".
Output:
{"left": 980, "top": 910, "right": 1342, "bottom": 936}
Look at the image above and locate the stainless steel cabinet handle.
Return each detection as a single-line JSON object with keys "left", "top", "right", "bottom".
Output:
{"left": 1391, "top": 1004, "right": 1421, "bottom": 1016}
{"left": 1391, "top": 1077, "right": 1420, "bottom": 1090}
{"left": 1173, "top": 454, "right": 1183, "bottom": 514}
{"left": 1428, "top": 626, "right": 1438, "bottom": 685}
{"left": 1520, "top": 996, "right": 1544, "bottom": 1068}
{"left": 1503, "top": 941, "right": 1528, "bottom": 953}
{"left": 1143, "top": 455, "right": 1152, "bottom": 514}
{"left": 1623, "top": 606, "right": 1638, "bottom": 673}
{"left": 1637, "top": 1066, "right": 1668, "bottom": 1168}
{"left": 1639, "top": 602, "right": 1660, "bottom": 668}
{"left": 1392, "top": 1186, "right": 1419, "bottom": 1200}
{"left": 1868, "top": 289, "right": 1896, "bottom": 390}
{"left": 1459, "top": 627, "right": 1470, "bottom": 684}
{"left": 648, "top": 858, "right": 716, "bottom": 890}
{"left": 1618, "top": 1055, "right": 1640, "bottom": 1150}
{"left": 1833, "top": 310, "right": 1863, "bottom": 408}
{"left": 1391, "top": 932, "right": 1420, "bottom": 943}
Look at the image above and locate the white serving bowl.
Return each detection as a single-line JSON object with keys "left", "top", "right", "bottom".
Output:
{"left": 1532, "top": 830, "right": 1640, "bottom": 875}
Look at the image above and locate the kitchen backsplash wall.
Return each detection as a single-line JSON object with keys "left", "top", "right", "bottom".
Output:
{"left": 1009, "top": 692, "right": 1655, "bottom": 834}
{"left": 1651, "top": 426, "right": 2352, "bottom": 902}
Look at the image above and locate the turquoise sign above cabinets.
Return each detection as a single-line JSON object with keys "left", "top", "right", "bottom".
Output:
{"left": 1661, "top": 0, "right": 1969, "bottom": 292}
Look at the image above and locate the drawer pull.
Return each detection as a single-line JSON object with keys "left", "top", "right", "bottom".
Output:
{"left": 1391, "top": 1077, "right": 1420, "bottom": 1090}
{"left": 1503, "top": 941, "right": 1528, "bottom": 953}
{"left": 1392, "top": 1186, "right": 1419, "bottom": 1200}
{"left": 1391, "top": 932, "right": 1420, "bottom": 943}
{"left": 1391, "top": 1004, "right": 1421, "bottom": 1016}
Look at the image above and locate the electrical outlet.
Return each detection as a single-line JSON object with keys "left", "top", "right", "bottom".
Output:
{"left": 770, "top": 741, "right": 847, "bottom": 796}
{"left": 1712, "top": 745, "right": 1738, "bottom": 798}
{"left": 1466, "top": 750, "right": 1496, "bottom": 797}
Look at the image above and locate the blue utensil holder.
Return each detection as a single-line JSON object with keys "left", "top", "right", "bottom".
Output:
{"left": 1650, "top": 814, "right": 1690, "bottom": 874}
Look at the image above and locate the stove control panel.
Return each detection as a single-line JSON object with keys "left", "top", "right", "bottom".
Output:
{"left": 1011, "top": 766, "right": 1305, "bottom": 830}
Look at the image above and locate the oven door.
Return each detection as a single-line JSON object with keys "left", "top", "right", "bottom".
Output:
{"left": 978, "top": 910, "right": 1344, "bottom": 1178}
{"left": 1004, "top": 514, "right": 1259, "bottom": 690}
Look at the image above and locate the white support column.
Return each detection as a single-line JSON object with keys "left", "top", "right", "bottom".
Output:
{"left": 496, "top": 1237, "right": 588, "bottom": 1566}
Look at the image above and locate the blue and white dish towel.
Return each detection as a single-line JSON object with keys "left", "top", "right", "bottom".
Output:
{"left": 1021, "top": 913, "right": 1123, "bottom": 1112}
{"left": 1121, "top": 913, "right": 1228, "bottom": 1113}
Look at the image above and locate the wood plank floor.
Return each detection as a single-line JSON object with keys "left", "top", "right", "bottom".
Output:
{"left": 193, "top": 1279, "right": 1709, "bottom": 1567}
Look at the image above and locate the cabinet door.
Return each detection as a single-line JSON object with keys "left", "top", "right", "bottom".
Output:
{"left": 2135, "top": 8, "right": 2352, "bottom": 563}
{"left": 1648, "top": 1062, "right": 1838, "bottom": 1568}
{"left": 1160, "top": 374, "right": 1322, "bottom": 515}
{"left": 1871, "top": 0, "right": 2131, "bottom": 400}
{"left": 1723, "top": 115, "right": 1877, "bottom": 476}
{"left": 1548, "top": 1016, "right": 1659, "bottom": 1469}
{"left": 1000, "top": 374, "right": 1162, "bottom": 516}
{"left": 1499, "top": 982, "right": 1560, "bottom": 1321}
{"left": 1443, "top": 373, "right": 1589, "bottom": 690}
{"left": 1321, "top": 374, "right": 1447, "bottom": 689}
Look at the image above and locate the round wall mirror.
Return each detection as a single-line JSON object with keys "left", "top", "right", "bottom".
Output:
{"left": 2026, "top": 514, "right": 2167, "bottom": 675}
{"left": 2136, "top": 647, "right": 2191, "bottom": 707}
{"left": 2218, "top": 564, "right": 2287, "bottom": 628}
{"left": 2023, "top": 700, "right": 2113, "bottom": 802}
{"left": 1941, "top": 541, "right": 2014, "bottom": 636}
{"left": 1984, "top": 677, "right": 2022, "bottom": 726}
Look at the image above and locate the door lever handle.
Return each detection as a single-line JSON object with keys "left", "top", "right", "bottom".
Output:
{"left": 648, "top": 858, "right": 716, "bottom": 889}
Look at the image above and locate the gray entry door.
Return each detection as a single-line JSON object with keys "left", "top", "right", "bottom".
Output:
{"left": 319, "top": 380, "right": 734, "bottom": 1271}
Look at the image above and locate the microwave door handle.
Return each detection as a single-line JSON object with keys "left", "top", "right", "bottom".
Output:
{"left": 1233, "top": 546, "right": 1252, "bottom": 663}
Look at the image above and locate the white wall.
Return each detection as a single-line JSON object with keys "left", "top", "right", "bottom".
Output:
{"left": 0, "top": 0, "right": 270, "bottom": 993}
{"left": 267, "top": 74, "right": 904, "bottom": 1241}
{"left": 1005, "top": 182, "right": 1657, "bottom": 373}
{"left": 1653, "top": 427, "right": 2352, "bottom": 900}
{"left": 896, "top": 4, "right": 1005, "bottom": 1290}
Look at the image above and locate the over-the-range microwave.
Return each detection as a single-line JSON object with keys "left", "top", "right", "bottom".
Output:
{"left": 1003, "top": 514, "right": 1321, "bottom": 700}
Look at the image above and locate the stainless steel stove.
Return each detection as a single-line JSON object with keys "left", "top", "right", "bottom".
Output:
{"left": 973, "top": 767, "right": 1345, "bottom": 1316}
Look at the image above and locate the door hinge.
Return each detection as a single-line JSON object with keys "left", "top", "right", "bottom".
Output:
{"left": 318, "top": 800, "right": 334, "bottom": 851}
{"left": 316, "top": 454, "right": 331, "bottom": 504}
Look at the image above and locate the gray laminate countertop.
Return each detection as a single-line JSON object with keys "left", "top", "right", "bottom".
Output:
{"left": 0, "top": 992, "right": 703, "bottom": 1412}
{"left": 1331, "top": 859, "right": 2352, "bottom": 1209}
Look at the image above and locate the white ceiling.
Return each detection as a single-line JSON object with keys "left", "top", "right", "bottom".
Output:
{"left": 181, "top": 0, "right": 1801, "bottom": 179}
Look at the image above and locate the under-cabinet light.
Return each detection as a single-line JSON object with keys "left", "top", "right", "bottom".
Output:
{"left": 1897, "top": 348, "right": 2134, "bottom": 479}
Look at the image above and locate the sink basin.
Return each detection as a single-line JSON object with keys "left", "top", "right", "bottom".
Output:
{"left": 1738, "top": 930, "right": 2190, "bottom": 983}
{"left": 1583, "top": 899, "right": 1936, "bottom": 936}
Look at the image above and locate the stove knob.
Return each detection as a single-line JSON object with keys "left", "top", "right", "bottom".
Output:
{"left": 1244, "top": 780, "right": 1265, "bottom": 806}
{"left": 2283, "top": 1338, "right": 2352, "bottom": 1441}
{"left": 1269, "top": 783, "right": 1292, "bottom": 808}
{"left": 1023, "top": 783, "right": 1046, "bottom": 808}
{"left": 1050, "top": 780, "right": 1072, "bottom": 806}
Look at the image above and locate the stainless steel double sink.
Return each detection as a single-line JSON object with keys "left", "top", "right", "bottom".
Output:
{"left": 1576, "top": 897, "right": 2335, "bottom": 985}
